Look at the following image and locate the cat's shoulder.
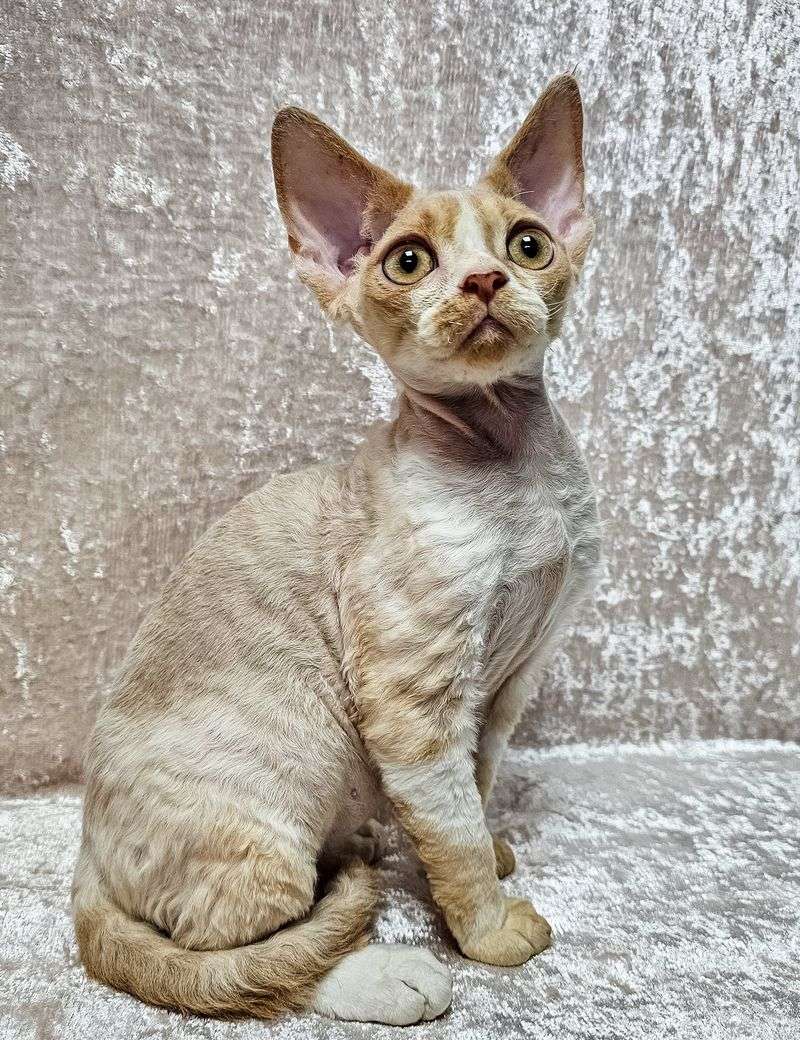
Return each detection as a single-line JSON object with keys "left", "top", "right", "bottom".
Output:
{"left": 181, "top": 462, "right": 342, "bottom": 564}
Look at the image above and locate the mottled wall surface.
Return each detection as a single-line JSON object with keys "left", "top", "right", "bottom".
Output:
{"left": 1, "top": 1, "right": 798, "bottom": 792}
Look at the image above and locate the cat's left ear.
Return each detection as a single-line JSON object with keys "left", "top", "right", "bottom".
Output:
{"left": 481, "top": 74, "right": 593, "bottom": 271}
{"left": 272, "top": 108, "right": 412, "bottom": 315}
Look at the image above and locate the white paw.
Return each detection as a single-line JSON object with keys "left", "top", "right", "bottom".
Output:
{"left": 313, "top": 944, "right": 452, "bottom": 1025}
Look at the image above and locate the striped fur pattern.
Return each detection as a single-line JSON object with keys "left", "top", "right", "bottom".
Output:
{"left": 72, "top": 75, "right": 600, "bottom": 1023}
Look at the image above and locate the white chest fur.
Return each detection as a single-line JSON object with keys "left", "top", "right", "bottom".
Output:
{"left": 396, "top": 445, "right": 599, "bottom": 696}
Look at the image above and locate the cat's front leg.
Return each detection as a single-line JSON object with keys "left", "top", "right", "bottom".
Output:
{"left": 358, "top": 689, "right": 551, "bottom": 967}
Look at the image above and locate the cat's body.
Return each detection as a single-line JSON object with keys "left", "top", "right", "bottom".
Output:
{"left": 73, "top": 77, "right": 600, "bottom": 1025}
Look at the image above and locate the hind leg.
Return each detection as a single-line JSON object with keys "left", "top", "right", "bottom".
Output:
{"left": 477, "top": 673, "right": 531, "bottom": 881}
{"left": 493, "top": 835, "right": 516, "bottom": 879}
{"left": 167, "top": 833, "right": 319, "bottom": 951}
{"left": 319, "top": 818, "right": 388, "bottom": 875}
{"left": 349, "top": 819, "right": 388, "bottom": 864}
{"left": 97, "top": 669, "right": 368, "bottom": 953}
{"left": 312, "top": 944, "right": 452, "bottom": 1025}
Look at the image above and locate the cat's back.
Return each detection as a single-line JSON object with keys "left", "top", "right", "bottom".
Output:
{"left": 90, "top": 462, "right": 347, "bottom": 738}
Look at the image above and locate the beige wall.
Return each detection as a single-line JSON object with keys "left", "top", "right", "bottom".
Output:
{"left": 1, "top": 1, "right": 798, "bottom": 792}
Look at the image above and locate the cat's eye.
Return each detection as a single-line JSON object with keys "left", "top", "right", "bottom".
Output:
{"left": 382, "top": 242, "right": 436, "bottom": 285}
{"left": 507, "top": 227, "right": 554, "bottom": 271}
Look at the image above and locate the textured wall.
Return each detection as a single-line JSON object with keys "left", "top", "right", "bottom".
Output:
{"left": 1, "top": 1, "right": 798, "bottom": 792}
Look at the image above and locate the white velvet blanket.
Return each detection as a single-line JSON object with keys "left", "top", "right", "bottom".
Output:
{"left": 2, "top": 740, "right": 798, "bottom": 1039}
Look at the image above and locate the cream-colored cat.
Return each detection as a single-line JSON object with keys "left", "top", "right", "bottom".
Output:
{"left": 72, "top": 74, "right": 600, "bottom": 1026}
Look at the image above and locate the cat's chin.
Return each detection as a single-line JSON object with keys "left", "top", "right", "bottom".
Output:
{"left": 454, "top": 316, "right": 524, "bottom": 371}
{"left": 419, "top": 346, "right": 545, "bottom": 391}
{"left": 462, "top": 332, "right": 550, "bottom": 385}
{"left": 460, "top": 316, "right": 511, "bottom": 348}
{"left": 363, "top": 325, "right": 547, "bottom": 393}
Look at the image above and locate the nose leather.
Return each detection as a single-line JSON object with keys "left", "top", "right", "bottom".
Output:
{"left": 460, "top": 269, "right": 508, "bottom": 305}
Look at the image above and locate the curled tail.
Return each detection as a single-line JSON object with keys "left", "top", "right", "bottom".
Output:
{"left": 72, "top": 856, "right": 378, "bottom": 1019}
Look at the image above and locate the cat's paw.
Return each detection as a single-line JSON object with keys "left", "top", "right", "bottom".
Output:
{"left": 350, "top": 819, "right": 387, "bottom": 865}
{"left": 461, "top": 896, "right": 552, "bottom": 967}
{"left": 492, "top": 835, "right": 516, "bottom": 878}
{"left": 313, "top": 944, "right": 452, "bottom": 1024}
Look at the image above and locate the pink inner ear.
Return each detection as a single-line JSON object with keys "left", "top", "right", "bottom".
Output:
{"left": 532, "top": 159, "right": 584, "bottom": 240}
{"left": 511, "top": 123, "right": 584, "bottom": 240}
{"left": 281, "top": 127, "right": 371, "bottom": 277}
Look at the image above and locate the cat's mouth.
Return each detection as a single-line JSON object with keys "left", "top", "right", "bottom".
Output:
{"left": 460, "top": 313, "right": 512, "bottom": 347}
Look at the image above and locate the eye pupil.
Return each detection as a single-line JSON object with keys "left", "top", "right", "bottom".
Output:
{"left": 508, "top": 228, "right": 552, "bottom": 270}
{"left": 382, "top": 242, "right": 435, "bottom": 284}
{"left": 399, "top": 249, "right": 418, "bottom": 272}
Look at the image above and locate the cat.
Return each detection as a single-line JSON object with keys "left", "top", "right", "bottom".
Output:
{"left": 72, "top": 73, "right": 600, "bottom": 1026}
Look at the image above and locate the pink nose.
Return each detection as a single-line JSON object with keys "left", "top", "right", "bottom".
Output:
{"left": 460, "top": 269, "right": 508, "bottom": 305}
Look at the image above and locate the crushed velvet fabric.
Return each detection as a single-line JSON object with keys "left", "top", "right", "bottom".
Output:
{"left": 4, "top": 0, "right": 799, "bottom": 795}
{"left": 1, "top": 739, "right": 797, "bottom": 1039}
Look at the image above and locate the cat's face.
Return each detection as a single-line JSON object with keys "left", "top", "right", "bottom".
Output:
{"left": 272, "top": 76, "right": 592, "bottom": 392}
{"left": 347, "top": 187, "right": 578, "bottom": 389}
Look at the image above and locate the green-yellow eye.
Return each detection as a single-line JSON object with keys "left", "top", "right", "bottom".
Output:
{"left": 507, "top": 227, "right": 554, "bottom": 270}
{"left": 382, "top": 242, "right": 436, "bottom": 285}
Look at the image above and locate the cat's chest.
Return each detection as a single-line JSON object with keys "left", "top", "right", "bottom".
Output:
{"left": 407, "top": 477, "right": 568, "bottom": 586}
{"left": 400, "top": 458, "right": 595, "bottom": 674}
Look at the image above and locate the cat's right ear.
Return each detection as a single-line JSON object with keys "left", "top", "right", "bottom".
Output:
{"left": 271, "top": 108, "right": 412, "bottom": 316}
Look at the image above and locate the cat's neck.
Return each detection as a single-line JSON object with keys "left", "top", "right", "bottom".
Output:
{"left": 393, "top": 366, "right": 556, "bottom": 465}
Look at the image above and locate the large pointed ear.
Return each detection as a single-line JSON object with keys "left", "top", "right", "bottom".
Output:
{"left": 271, "top": 108, "right": 412, "bottom": 313}
{"left": 481, "top": 75, "right": 592, "bottom": 269}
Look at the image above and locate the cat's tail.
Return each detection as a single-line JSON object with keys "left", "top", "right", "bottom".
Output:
{"left": 72, "top": 854, "right": 378, "bottom": 1019}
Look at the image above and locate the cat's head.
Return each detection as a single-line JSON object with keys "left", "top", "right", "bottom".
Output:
{"left": 271, "top": 75, "right": 592, "bottom": 392}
